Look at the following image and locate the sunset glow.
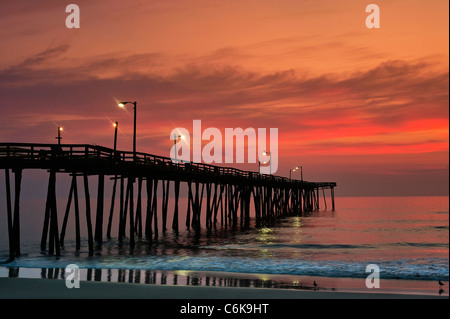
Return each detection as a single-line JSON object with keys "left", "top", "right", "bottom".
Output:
{"left": 0, "top": 0, "right": 448, "bottom": 196}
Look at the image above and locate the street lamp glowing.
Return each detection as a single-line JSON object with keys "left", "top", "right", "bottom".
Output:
{"left": 56, "top": 126, "right": 63, "bottom": 145}
{"left": 174, "top": 134, "right": 185, "bottom": 163}
{"left": 262, "top": 151, "right": 272, "bottom": 175}
{"left": 113, "top": 121, "right": 118, "bottom": 152}
{"left": 290, "top": 165, "right": 301, "bottom": 179}
{"left": 117, "top": 101, "right": 137, "bottom": 160}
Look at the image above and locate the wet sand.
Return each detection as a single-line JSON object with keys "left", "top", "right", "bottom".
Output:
{"left": 0, "top": 277, "right": 447, "bottom": 299}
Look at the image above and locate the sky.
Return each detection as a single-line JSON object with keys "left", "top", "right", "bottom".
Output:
{"left": 0, "top": 0, "right": 448, "bottom": 196}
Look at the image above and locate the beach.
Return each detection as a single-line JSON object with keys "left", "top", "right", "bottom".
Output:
{"left": 0, "top": 196, "right": 448, "bottom": 303}
{"left": 0, "top": 277, "right": 447, "bottom": 299}
{"left": 1, "top": 270, "right": 447, "bottom": 299}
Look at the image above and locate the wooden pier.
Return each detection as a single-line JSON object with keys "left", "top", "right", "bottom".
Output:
{"left": 0, "top": 143, "right": 336, "bottom": 261}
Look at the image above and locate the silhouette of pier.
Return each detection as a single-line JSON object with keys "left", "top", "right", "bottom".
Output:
{"left": 0, "top": 142, "right": 336, "bottom": 261}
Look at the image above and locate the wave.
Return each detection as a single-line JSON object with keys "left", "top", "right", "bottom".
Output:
{"left": 206, "top": 242, "right": 448, "bottom": 251}
{"left": 3, "top": 255, "right": 448, "bottom": 282}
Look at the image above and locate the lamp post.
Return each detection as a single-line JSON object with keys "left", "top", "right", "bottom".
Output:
{"left": 173, "top": 134, "right": 185, "bottom": 163}
{"left": 263, "top": 151, "right": 271, "bottom": 175}
{"left": 113, "top": 122, "right": 118, "bottom": 152}
{"left": 300, "top": 166, "right": 303, "bottom": 181}
{"left": 56, "top": 126, "right": 63, "bottom": 145}
{"left": 118, "top": 101, "right": 137, "bottom": 160}
{"left": 290, "top": 166, "right": 299, "bottom": 179}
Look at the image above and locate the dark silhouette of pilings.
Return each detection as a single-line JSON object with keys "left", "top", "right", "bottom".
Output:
{"left": 83, "top": 173, "right": 94, "bottom": 255}
{"left": 172, "top": 180, "right": 180, "bottom": 232}
{"left": 0, "top": 143, "right": 336, "bottom": 260}
{"left": 60, "top": 174, "right": 81, "bottom": 249}
{"left": 4, "top": 169, "right": 22, "bottom": 260}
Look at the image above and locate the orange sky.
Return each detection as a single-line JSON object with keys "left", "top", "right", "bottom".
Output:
{"left": 0, "top": 0, "right": 448, "bottom": 196}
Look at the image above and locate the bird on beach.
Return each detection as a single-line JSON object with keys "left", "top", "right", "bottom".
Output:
{"left": 313, "top": 281, "right": 318, "bottom": 290}
{"left": 438, "top": 280, "right": 444, "bottom": 287}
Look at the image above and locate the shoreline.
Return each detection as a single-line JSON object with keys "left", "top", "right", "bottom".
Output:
{"left": 0, "top": 266, "right": 448, "bottom": 299}
{"left": 0, "top": 277, "right": 447, "bottom": 299}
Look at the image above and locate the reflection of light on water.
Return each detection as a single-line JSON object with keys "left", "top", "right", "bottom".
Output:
{"left": 168, "top": 256, "right": 189, "bottom": 263}
{"left": 259, "top": 227, "right": 273, "bottom": 234}
{"left": 292, "top": 216, "right": 302, "bottom": 228}
{"left": 256, "top": 228, "right": 274, "bottom": 244}
{"left": 174, "top": 270, "right": 193, "bottom": 277}
{"left": 256, "top": 228, "right": 275, "bottom": 257}
{"left": 257, "top": 229, "right": 274, "bottom": 245}
{"left": 258, "top": 274, "right": 270, "bottom": 281}
{"left": 258, "top": 248, "right": 272, "bottom": 258}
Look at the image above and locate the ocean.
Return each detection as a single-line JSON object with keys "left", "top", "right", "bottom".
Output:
{"left": 0, "top": 196, "right": 448, "bottom": 294}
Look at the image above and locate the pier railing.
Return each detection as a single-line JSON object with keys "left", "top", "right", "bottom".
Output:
{"left": 0, "top": 142, "right": 337, "bottom": 260}
{"left": 0, "top": 143, "right": 335, "bottom": 188}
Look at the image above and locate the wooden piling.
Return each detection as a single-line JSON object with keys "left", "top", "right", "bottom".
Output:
{"left": 193, "top": 182, "right": 200, "bottom": 229}
{"left": 218, "top": 184, "right": 225, "bottom": 227}
{"left": 4, "top": 169, "right": 14, "bottom": 260}
{"left": 107, "top": 174, "right": 117, "bottom": 239}
{"left": 331, "top": 187, "right": 335, "bottom": 211}
{"left": 73, "top": 175, "right": 80, "bottom": 249}
{"left": 145, "top": 177, "right": 153, "bottom": 238}
{"left": 60, "top": 174, "right": 76, "bottom": 245}
{"left": 224, "top": 184, "right": 228, "bottom": 228}
{"left": 120, "top": 177, "right": 130, "bottom": 240}
{"left": 95, "top": 174, "right": 104, "bottom": 242}
{"left": 186, "top": 181, "right": 192, "bottom": 229}
{"left": 172, "top": 180, "right": 180, "bottom": 232}
{"left": 212, "top": 183, "right": 219, "bottom": 228}
{"left": 83, "top": 173, "right": 94, "bottom": 255}
{"left": 162, "top": 180, "right": 170, "bottom": 232}
{"left": 128, "top": 177, "right": 135, "bottom": 247}
{"left": 206, "top": 183, "right": 212, "bottom": 229}
{"left": 13, "top": 169, "right": 22, "bottom": 256}
{"left": 152, "top": 179, "right": 159, "bottom": 238}
{"left": 135, "top": 177, "right": 143, "bottom": 237}
{"left": 41, "top": 172, "right": 52, "bottom": 251}
{"left": 47, "top": 170, "right": 60, "bottom": 256}
{"left": 118, "top": 176, "right": 124, "bottom": 240}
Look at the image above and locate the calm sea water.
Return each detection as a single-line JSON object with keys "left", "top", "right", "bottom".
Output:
{"left": 0, "top": 196, "right": 448, "bottom": 288}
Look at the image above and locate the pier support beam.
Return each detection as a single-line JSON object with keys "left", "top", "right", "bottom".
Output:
{"left": 5, "top": 169, "right": 22, "bottom": 260}
{"left": 322, "top": 187, "right": 327, "bottom": 210}
{"left": 128, "top": 177, "right": 135, "bottom": 248}
{"left": 107, "top": 175, "right": 117, "bottom": 239}
{"left": 172, "top": 180, "right": 180, "bottom": 232}
{"left": 5, "top": 169, "right": 14, "bottom": 261}
{"left": 95, "top": 174, "right": 104, "bottom": 242}
{"left": 48, "top": 170, "right": 60, "bottom": 256}
{"left": 135, "top": 177, "right": 143, "bottom": 237}
{"left": 331, "top": 187, "right": 335, "bottom": 211}
{"left": 145, "top": 177, "right": 154, "bottom": 239}
{"left": 83, "top": 173, "right": 94, "bottom": 255}
{"left": 162, "top": 180, "right": 170, "bottom": 232}
{"left": 60, "top": 174, "right": 81, "bottom": 249}
{"left": 13, "top": 169, "right": 22, "bottom": 257}
{"left": 152, "top": 179, "right": 159, "bottom": 239}
{"left": 40, "top": 170, "right": 60, "bottom": 256}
